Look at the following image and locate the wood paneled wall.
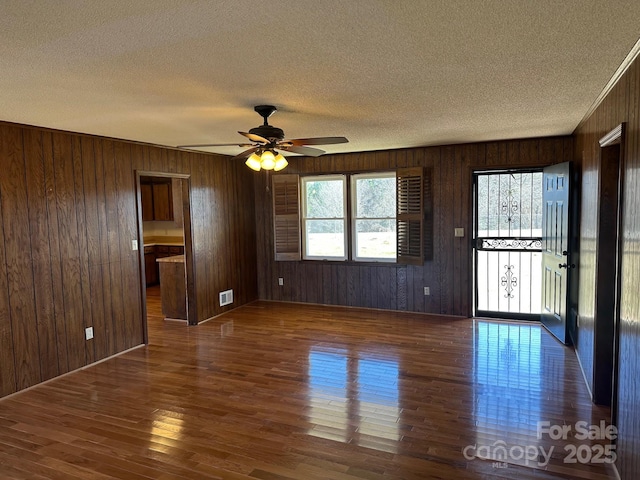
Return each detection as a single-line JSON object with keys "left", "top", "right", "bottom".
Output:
{"left": 573, "top": 54, "right": 640, "bottom": 480}
{"left": 254, "top": 137, "right": 572, "bottom": 317}
{"left": 0, "top": 121, "right": 257, "bottom": 399}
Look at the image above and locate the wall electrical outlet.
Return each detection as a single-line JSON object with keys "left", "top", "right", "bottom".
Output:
{"left": 85, "top": 327, "right": 94, "bottom": 340}
{"left": 278, "top": 277, "right": 284, "bottom": 286}
{"left": 132, "top": 239, "right": 138, "bottom": 251}
{"left": 454, "top": 228, "right": 464, "bottom": 237}
{"left": 424, "top": 286, "right": 430, "bottom": 296}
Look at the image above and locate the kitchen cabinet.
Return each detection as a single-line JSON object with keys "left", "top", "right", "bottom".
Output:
{"left": 171, "top": 178, "right": 184, "bottom": 227}
{"left": 156, "top": 245, "right": 184, "bottom": 257}
{"left": 141, "top": 184, "right": 154, "bottom": 221}
{"left": 144, "top": 244, "right": 184, "bottom": 286}
{"left": 144, "top": 246, "right": 158, "bottom": 286}
{"left": 140, "top": 177, "right": 174, "bottom": 221}
{"left": 152, "top": 183, "right": 173, "bottom": 221}
{"left": 156, "top": 255, "right": 187, "bottom": 320}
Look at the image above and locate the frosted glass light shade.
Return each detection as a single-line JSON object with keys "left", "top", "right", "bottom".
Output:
{"left": 245, "top": 152, "right": 262, "bottom": 171}
{"left": 274, "top": 153, "right": 288, "bottom": 171}
{"left": 245, "top": 149, "right": 289, "bottom": 172}
{"left": 260, "top": 150, "right": 276, "bottom": 170}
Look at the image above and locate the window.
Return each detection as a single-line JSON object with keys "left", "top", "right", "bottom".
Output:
{"left": 301, "top": 175, "right": 347, "bottom": 260}
{"left": 272, "top": 168, "right": 424, "bottom": 264}
{"left": 351, "top": 172, "right": 396, "bottom": 261}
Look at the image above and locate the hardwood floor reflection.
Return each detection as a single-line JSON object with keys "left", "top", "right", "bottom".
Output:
{"left": 145, "top": 284, "right": 163, "bottom": 318}
{"left": 0, "top": 300, "right": 614, "bottom": 479}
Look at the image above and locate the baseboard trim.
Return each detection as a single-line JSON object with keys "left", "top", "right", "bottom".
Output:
{"left": 0, "top": 343, "right": 145, "bottom": 402}
{"left": 253, "top": 298, "right": 468, "bottom": 320}
{"left": 574, "top": 344, "right": 594, "bottom": 401}
{"left": 198, "top": 303, "right": 246, "bottom": 325}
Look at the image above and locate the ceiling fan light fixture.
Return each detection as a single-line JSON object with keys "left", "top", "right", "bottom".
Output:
{"left": 245, "top": 152, "right": 262, "bottom": 171}
{"left": 260, "top": 150, "right": 276, "bottom": 170}
{"left": 274, "top": 153, "right": 288, "bottom": 171}
{"left": 178, "top": 105, "right": 348, "bottom": 173}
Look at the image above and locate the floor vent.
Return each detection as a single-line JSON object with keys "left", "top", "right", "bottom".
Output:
{"left": 219, "top": 289, "right": 233, "bottom": 307}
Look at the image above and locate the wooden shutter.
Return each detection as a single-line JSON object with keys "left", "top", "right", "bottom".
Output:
{"left": 396, "top": 167, "right": 424, "bottom": 265}
{"left": 272, "top": 174, "right": 301, "bottom": 261}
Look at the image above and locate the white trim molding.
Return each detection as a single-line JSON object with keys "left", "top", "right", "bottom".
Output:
{"left": 599, "top": 123, "right": 624, "bottom": 147}
{"left": 577, "top": 37, "right": 640, "bottom": 130}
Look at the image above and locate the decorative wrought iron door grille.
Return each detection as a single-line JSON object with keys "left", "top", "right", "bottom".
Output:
{"left": 474, "top": 170, "right": 543, "bottom": 319}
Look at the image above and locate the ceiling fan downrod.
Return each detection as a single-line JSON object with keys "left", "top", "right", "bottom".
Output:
{"left": 254, "top": 105, "right": 277, "bottom": 124}
{"left": 249, "top": 105, "right": 284, "bottom": 142}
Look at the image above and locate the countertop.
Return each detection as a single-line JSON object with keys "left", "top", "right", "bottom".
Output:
{"left": 156, "top": 254, "right": 184, "bottom": 263}
{"left": 144, "top": 241, "right": 184, "bottom": 247}
{"left": 143, "top": 236, "right": 184, "bottom": 247}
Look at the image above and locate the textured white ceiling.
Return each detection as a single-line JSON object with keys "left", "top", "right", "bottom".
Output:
{"left": 1, "top": 1, "right": 640, "bottom": 156}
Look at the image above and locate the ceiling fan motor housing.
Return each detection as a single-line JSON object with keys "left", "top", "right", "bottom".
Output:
{"left": 250, "top": 105, "right": 284, "bottom": 141}
{"left": 249, "top": 124, "right": 285, "bottom": 142}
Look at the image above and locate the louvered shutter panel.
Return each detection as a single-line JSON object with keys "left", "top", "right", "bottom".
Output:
{"left": 272, "top": 174, "right": 301, "bottom": 261}
{"left": 396, "top": 167, "right": 424, "bottom": 265}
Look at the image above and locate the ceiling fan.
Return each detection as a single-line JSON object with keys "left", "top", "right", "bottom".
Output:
{"left": 177, "top": 105, "right": 348, "bottom": 171}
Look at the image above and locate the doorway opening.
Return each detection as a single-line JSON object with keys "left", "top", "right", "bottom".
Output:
{"left": 135, "top": 171, "right": 195, "bottom": 342}
{"left": 473, "top": 169, "right": 543, "bottom": 320}
{"left": 594, "top": 124, "right": 625, "bottom": 420}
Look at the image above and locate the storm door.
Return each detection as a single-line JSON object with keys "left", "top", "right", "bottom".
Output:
{"left": 473, "top": 170, "right": 543, "bottom": 320}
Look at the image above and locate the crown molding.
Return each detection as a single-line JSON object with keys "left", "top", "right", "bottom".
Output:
{"left": 576, "top": 37, "right": 640, "bottom": 131}
{"left": 599, "top": 123, "right": 624, "bottom": 147}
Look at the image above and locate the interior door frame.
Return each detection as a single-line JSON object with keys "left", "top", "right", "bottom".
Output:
{"left": 597, "top": 124, "right": 625, "bottom": 421}
{"left": 135, "top": 171, "right": 196, "bottom": 340}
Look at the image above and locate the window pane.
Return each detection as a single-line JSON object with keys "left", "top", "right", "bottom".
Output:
{"left": 355, "top": 177, "right": 396, "bottom": 218}
{"left": 306, "top": 219, "right": 345, "bottom": 257}
{"left": 352, "top": 173, "right": 396, "bottom": 261}
{"left": 355, "top": 219, "right": 396, "bottom": 258}
{"left": 305, "top": 180, "right": 344, "bottom": 218}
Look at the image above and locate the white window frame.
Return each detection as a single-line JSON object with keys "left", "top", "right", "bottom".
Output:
{"left": 351, "top": 172, "right": 397, "bottom": 263}
{"left": 301, "top": 175, "right": 348, "bottom": 261}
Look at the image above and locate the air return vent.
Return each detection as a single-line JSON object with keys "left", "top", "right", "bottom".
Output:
{"left": 219, "top": 289, "right": 233, "bottom": 307}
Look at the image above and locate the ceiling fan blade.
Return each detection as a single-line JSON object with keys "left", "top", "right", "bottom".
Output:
{"left": 280, "top": 145, "right": 325, "bottom": 157}
{"left": 288, "top": 136, "right": 349, "bottom": 146}
{"left": 177, "top": 143, "right": 254, "bottom": 148}
{"left": 239, "top": 131, "right": 269, "bottom": 144}
{"left": 231, "top": 147, "right": 260, "bottom": 161}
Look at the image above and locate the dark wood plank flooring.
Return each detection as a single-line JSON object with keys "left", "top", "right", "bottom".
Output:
{"left": 0, "top": 293, "right": 614, "bottom": 479}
